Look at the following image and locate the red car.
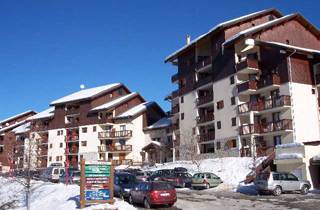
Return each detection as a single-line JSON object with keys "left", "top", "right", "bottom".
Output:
{"left": 129, "top": 181, "right": 177, "bottom": 209}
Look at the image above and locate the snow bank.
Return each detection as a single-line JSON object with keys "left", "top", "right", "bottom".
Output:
{"left": 275, "top": 142, "right": 304, "bottom": 149}
{"left": 144, "top": 157, "right": 262, "bottom": 187}
{"left": 0, "top": 177, "right": 136, "bottom": 210}
{"left": 276, "top": 153, "right": 303, "bottom": 160}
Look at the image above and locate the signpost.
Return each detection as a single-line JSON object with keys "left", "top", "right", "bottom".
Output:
{"left": 80, "top": 159, "right": 114, "bottom": 209}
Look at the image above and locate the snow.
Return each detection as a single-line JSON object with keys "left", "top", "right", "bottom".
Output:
{"left": 0, "top": 120, "right": 27, "bottom": 134}
{"left": 147, "top": 117, "right": 171, "bottom": 129}
{"left": 27, "top": 107, "right": 54, "bottom": 120}
{"left": 50, "top": 83, "right": 121, "bottom": 105}
{"left": 116, "top": 101, "right": 155, "bottom": 118}
{"left": 222, "top": 14, "right": 294, "bottom": 46}
{"left": 0, "top": 177, "right": 136, "bottom": 210}
{"left": 165, "top": 8, "right": 277, "bottom": 61}
{"left": 0, "top": 110, "right": 35, "bottom": 125}
{"left": 145, "top": 157, "right": 262, "bottom": 187}
{"left": 312, "top": 155, "right": 320, "bottom": 161}
{"left": 90, "top": 92, "right": 138, "bottom": 112}
{"left": 12, "top": 122, "right": 31, "bottom": 134}
{"left": 275, "top": 142, "right": 304, "bottom": 149}
{"left": 275, "top": 153, "right": 304, "bottom": 160}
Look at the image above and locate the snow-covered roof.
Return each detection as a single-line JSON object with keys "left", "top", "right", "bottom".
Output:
{"left": 27, "top": 107, "right": 55, "bottom": 121}
{"left": 50, "top": 83, "right": 121, "bottom": 105}
{"left": 223, "top": 14, "right": 295, "bottom": 47}
{"left": 90, "top": 93, "right": 139, "bottom": 112}
{"left": 147, "top": 117, "right": 172, "bottom": 130}
{"left": 116, "top": 102, "right": 155, "bottom": 118}
{"left": 0, "top": 110, "right": 35, "bottom": 125}
{"left": 12, "top": 122, "right": 31, "bottom": 134}
{"left": 142, "top": 141, "right": 162, "bottom": 150}
{"left": 0, "top": 120, "right": 27, "bottom": 134}
{"left": 165, "top": 8, "right": 281, "bottom": 62}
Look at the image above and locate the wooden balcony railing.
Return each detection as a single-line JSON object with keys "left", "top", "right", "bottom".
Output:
{"left": 196, "top": 57, "right": 212, "bottom": 70}
{"left": 237, "top": 80, "right": 257, "bottom": 93}
{"left": 198, "top": 132, "right": 215, "bottom": 143}
{"left": 236, "top": 57, "right": 259, "bottom": 72}
{"left": 98, "top": 145, "right": 132, "bottom": 153}
{"left": 238, "top": 95, "right": 291, "bottom": 114}
{"left": 257, "top": 74, "right": 280, "bottom": 89}
{"left": 239, "top": 119, "right": 293, "bottom": 135}
{"left": 98, "top": 130, "right": 133, "bottom": 139}
{"left": 66, "top": 135, "right": 79, "bottom": 142}
{"left": 197, "top": 94, "right": 213, "bottom": 106}
{"left": 171, "top": 105, "right": 179, "bottom": 114}
{"left": 196, "top": 113, "right": 215, "bottom": 124}
{"left": 65, "top": 107, "right": 80, "bottom": 115}
{"left": 111, "top": 159, "right": 133, "bottom": 166}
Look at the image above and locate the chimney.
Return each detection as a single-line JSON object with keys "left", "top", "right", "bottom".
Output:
{"left": 186, "top": 34, "right": 191, "bottom": 45}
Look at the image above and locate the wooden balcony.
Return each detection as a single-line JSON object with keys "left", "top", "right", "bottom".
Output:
{"left": 65, "top": 135, "right": 79, "bottom": 142}
{"left": 171, "top": 73, "right": 179, "bottom": 83}
{"left": 111, "top": 159, "right": 133, "bottom": 166}
{"left": 196, "top": 57, "right": 212, "bottom": 72}
{"left": 195, "top": 76, "right": 212, "bottom": 88}
{"left": 197, "top": 94, "right": 213, "bottom": 106}
{"left": 198, "top": 132, "right": 215, "bottom": 143}
{"left": 98, "top": 145, "right": 132, "bottom": 153}
{"left": 98, "top": 130, "right": 133, "bottom": 139}
{"left": 196, "top": 113, "right": 215, "bottom": 124}
{"left": 171, "top": 105, "right": 179, "bottom": 115}
{"left": 237, "top": 80, "right": 257, "bottom": 94}
{"left": 239, "top": 119, "right": 293, "bottom": 135}
{"left": 238, "top": 95, "right": 291, "bottom": 114}
{"left": 67, "top": 145, "right": 79, "bottom": 154}
{"left": 236, "top": 57, "right": 259, "bottom": 74}
{"left": 65, "top": 107, "right": 80, "bottom": 115}
{"left": 257, "top": 74, "right": 280, "bottom": 90}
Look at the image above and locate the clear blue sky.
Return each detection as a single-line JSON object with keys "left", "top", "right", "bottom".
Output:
{"left": 0, "top": 0, "right": 319, "bottom": 119}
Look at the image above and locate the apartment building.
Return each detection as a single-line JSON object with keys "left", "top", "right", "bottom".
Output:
{"left": 165, "top": 8, "right": 320, "bottom": 187}
{"left": 0, "top": 110, "right": 36, "bottom": 172}
{"left": 25, "top": 83, "right": 168, "bottom": 169}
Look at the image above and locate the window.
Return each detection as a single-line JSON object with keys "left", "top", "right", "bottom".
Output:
{"left": 82, "top": 127, "right": 87, "bottom": 133}
{"left": 231, "top": 96, "right": 236, "bottom": 105}
{"left": 56, "top": 156, "right": 59, "bottom": 161}
{"left": 272, "top": 112, "right": 280, "bottom": 122}
{"left": 181, "top": 113, "right": 184, "bottom": 120}
{"left": 81, "top": 141, "right": 87, "bottom": 146}
{"left": 60, "top": 143, "right": 63, "bottom": 148}
{"left": 49, "top": 144, "right": 53, "bottom": 149}
{"left": 232, "top": 117, "right": 236, "bottom": 126}
{"left": 0, "top": 146, "right": 3, "bottom": 153}
{"left": 61, "top": 130, "right": 63, "bottom": 135}
{"left": 120, "top": 125, "right": 126, "bottom": 131}
{"left": 192, "top": 127, "right": 196, "bottom": 135}
{"left": 57, "top": 130, "right": 60, "bottom": 136}
{"left": 98, "top": 112, "right": 103, "bottom": 119}
{"left": 217, "top": 100, "right": 224, "bottom": 110}
{"left": 217, "top": 121, "right": 221, "bottom": 129}
{"left": 274, "top": 136, "right": 282, "bottom": 146}
{"left": 230, "top": 76, "right": 235, "bottom": 85}
{"left": 216, "top": 142, "right": 221, "bottom": 150}
{"left": 180, "top": 96, "right": 184, "bottom": 103}
{"left": 231, "top": 139, "right": 237, "bottom": 148}
{"left": 93, "top": 126, "right": 97, "bottom": 132}
{"left": 118, "top": 88, "right": 124, "bottom": 95}
{"left": 312, "top": 88, "right": 316, "bottom": 94}
{"left": 49, "top": 156, "right": 52, "bottom": 161}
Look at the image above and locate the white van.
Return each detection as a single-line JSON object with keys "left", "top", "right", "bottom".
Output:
{"left": 41, "top": 166, "right": 65, "bottom": 183}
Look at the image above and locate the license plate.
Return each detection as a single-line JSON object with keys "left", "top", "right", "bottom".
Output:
{"left": 160, "top": 193, "right": 170, "bottom": 197}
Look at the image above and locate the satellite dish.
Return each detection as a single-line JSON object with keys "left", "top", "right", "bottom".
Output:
{"left": 80, "top": 84, "right": 85, "bottom": 89}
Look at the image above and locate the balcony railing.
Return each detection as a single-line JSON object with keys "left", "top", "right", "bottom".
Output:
{"left": 257, "top": 74, "right": 280, "bottom": 89}
{"left": 65, "top": 135, "right": 79, "bottom": 142}
{"left": 111, "top": 159, "right": 133, "bottom": 166}
{"left": 171, "top": 73, "right": 179, "bottom": 83}
{"left": 236, "top": 57, "right": 259, "bottom": 72}
{"left": 171, "top": 105, "right": 179, "bottom": 114}
{"left": 197, "top": 94, "right": 213, "bottom": 106}
{"left": 98, "top": 145, "right": 132, "bottom": 153}
{"left": 196, "top": 57, "right": 212, "bottom": 71}
{"left": 198, "top": 132, "right": 215, "bottom": 143}
{"left": 65, "top": 107, "right": 80, "bottom": 115}
{"left": 98, "top": 130, "right": 133, "bottom": 139}
{"left": 238, "top": 95, "right": 291, "bottom": 114}
{"left": 239, "top": 119, "right": 293, "bottom": 135}
{"left": 237, "top": 80, "right": 257, "bottom": 93}
{"left": 196, "top": 113, "right": 215, "bottom": 124}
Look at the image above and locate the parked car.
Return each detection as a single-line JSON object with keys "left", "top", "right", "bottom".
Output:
{"left": 59, "top": 170, "right": 80, "bottom": 184}
{"left": 160, "top": 172, "right": 192, "bottom": 188}
{"left": 129, "top": 181, "right": 177, "bottom": 209}
{"left": 40, "top": 166, "right": 65, "bottom": 183}
{"left": 148, "top": 169, "right": 174, "bottom": 181}
{"left": 254, "top": 172, "right": 311, "bottom": 196}
{"left": 135, "top": 171, "right": 149, "bottom": 181}
{"left": 114, "top": 172, "right": 138, "bottom": 199}
{"left": 191, "top": 172, "right": 222, "bottom": 189}
{"left": 173, "top": 167, "right": 188, "bottom": 173}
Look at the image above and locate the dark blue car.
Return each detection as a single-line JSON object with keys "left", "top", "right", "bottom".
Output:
{"left": 114, "top": 172, "right": 137, "bottom": 199}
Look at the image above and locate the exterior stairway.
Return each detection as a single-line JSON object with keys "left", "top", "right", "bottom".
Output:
{"left": 244, "top": 149, "right": 276, "bottom": 184}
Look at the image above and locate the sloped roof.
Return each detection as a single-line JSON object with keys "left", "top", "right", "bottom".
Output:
{"left": 27, "top": 107, "right": 55, "bottom": 121}
{"left": 0, "top": 110, "right": 36, "bottom": 125}
{"left": 12, "top": 122, "right": 31, "bottom": 134}
{"left": 0, "top": 120, "right": 27, "bottom": 134}
{"left": 116, "top": 102, "right": 155, "bottom": 118}
{"left": 146, "top": 117, "right": 172, "bottom": 130}
{"left": 165, "top": 8, "right": 282, "bottom": 62}
{"left": 50, "top": 83, "right": 122, "bottom": 105}
{"left": 90, "top": 92, "right": 139, "bottom": 112}
{"left": 223, "top": 13, "right": 320, "bottom": 47}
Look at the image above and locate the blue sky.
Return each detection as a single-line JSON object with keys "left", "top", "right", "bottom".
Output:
{"left": 0, "top": 0, "right": 319, "bottom": 119}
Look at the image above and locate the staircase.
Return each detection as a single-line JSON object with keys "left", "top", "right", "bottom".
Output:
{"left": 244, "top": 150, "right": 275, "bottom": 184}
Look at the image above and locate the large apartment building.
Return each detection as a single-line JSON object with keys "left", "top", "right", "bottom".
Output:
{"left": 165, "top": 8, "right": 320, "bottom": 187}
{"left": 24, "top": 83, "right": 171, "bottom": 170}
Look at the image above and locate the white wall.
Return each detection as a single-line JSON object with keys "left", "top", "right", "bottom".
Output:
{"left": 48, "top": 128, "right": 66, "bottom": 166}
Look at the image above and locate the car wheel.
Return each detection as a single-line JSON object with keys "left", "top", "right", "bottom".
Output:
{"left": 273, "top": 186, "right": 282, "bottom": 196}
{"left": 119, "top": 192, "right": 124, "bottom": 200}
{"left": 205, "top": 183, "right": 210, "bottom": 189}
{"left": 144, "top": 198, "right": 151, "bottom": 209}
{"left": 301, "top": 185, "right": 309, "bottom": 195}
{"left": 128, "top": 195, "right": 134, "bottom": 204}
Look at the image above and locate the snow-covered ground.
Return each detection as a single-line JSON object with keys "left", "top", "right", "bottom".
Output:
{"left": 0, "top": 177, "right": 136, "bottom": 210}
{"left": 144, "top": 157, "right": 262, "bottom": 187}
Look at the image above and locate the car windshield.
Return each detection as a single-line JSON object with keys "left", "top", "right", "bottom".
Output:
{"left": 119, "top": 174, "right": 136, "bottom": 184}
{"left": 256, "top": 173, "right": 270, "bottom": 180}
{"left": 152, "top": 182, "right": 174, "bottom": 190}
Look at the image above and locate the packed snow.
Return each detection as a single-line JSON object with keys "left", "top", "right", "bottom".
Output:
{"left": 0, "top": 110, "right": 35, "bottom": 125}
{"left": 275, "top": 153, "right": 304, "bottom": 160}
{"left": 12, "top": 122, "right": 31, "bottom": 134}
{"left": 116, "top": 101, "right": 155, "bottom": 118}
{"left": 0, "top": 177, "right": 136, "bottom": 210}
{"left": 27, "top": 107, "right": 54, "bottom": 120}
{"left": 147, "top": 117, "right": 171, "bottom": 129}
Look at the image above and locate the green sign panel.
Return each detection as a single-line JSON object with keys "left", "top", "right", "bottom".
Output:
{"left": 85, "top": 165, "right": 110, "bottom": 177}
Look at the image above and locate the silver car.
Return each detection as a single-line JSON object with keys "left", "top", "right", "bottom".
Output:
{"left": 254, "top": 172, "right": 311, "bottom": 196}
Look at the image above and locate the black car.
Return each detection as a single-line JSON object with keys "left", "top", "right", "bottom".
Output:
{"left": 148, "top": 169, "right": 174, "bottom": 181}
{"left": 173, "top": 167, "right": 188, "bottom": 173}
{"left": 114, "top": 172, "right": 138, "bottom": 199}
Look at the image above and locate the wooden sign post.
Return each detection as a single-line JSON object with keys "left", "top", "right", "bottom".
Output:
{"left": 80, "top": 159, "right": 114, "bottom": 209}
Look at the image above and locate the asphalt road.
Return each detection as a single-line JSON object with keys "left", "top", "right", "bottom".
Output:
{"left": 135, "top": 188, "right": 320, "bottom": 210}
